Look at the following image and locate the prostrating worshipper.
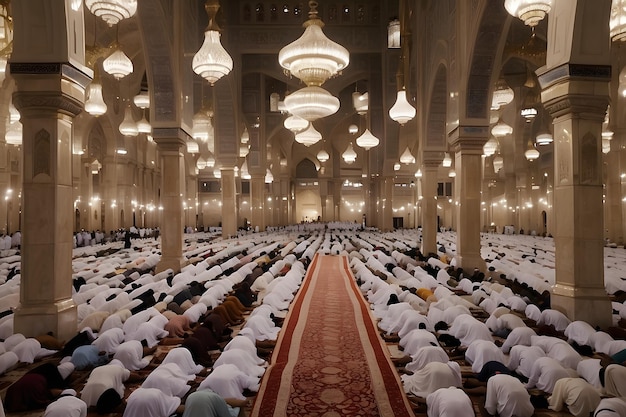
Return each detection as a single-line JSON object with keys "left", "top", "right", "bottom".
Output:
{"left": 538, "top": 308, "right": 571, "bottom": 333}
{"left": 548, "top": 377, "right": 602, "bottom": 417}
{"left": 576, "top": 358, "right": 604, "bottom": 390}
{"left": 508, "top": 345, "right": 547, "bottom": 380}
{"left": 593, "top": 397, "right": 626, "bottom": 417}
{"left": 112, "top": 340, "right": 151, "bottom": 370}
{"left": 500, "top": 326, "right": 537, "bottom": 354}
{"left": 198, "top": 363, "right": 261, "bottom": 401}
{"left": 43, "top": 389, "right": 87, "bottom": 417}
{"left": 425, "top": 386, "right": 475, "bottom": 417}
{"left": 164, "top": 314, "right": 192, "bottom": 337}
{"left": 4, "top": 362, "right": 68, "bottom": 412}
{"left": 464, "top": 339, "right": 506, "bottom": 374}
{"left": 404, "top": 345, "right": 449, "bottom": 374}
{"left": 603, "top": 363, "right": 626, "bottom": 397}
{"left": 91, "top": 327, "right": 125, "bottom": 355}
{"left": 182, "top": 389, "right": 249, "bottom": 417}
{"left": 122, "top": 387, "right": 183, "bottom": 417}
{"left": 181, "top": 334, "right": 214, "bottom": 367}
{"left": 0, "top": 351, "right": 18, "bottom": 375}
{"left": 70, "top": 344, "right": 110, "bottom": 370}
{"left": 212, "top": 348, "right": 266, "bottom": 377}
{"left": 484, "top": 374, "right": 534, "bottom": 417}
{"left": 141, "top": 363, "right": 194, "bottom": 398}
{"left": 401, "top": 361, "right": 462, "bottom": 398}
{"left": 79, "top": 361, "right": 135, "bottom": 408}
{"left": 525, "top": 356, "right": 577, "bottom": 394}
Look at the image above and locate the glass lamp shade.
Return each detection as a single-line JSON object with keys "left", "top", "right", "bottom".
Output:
{"left": 103, "top": 48, "right": 133, "bottom": 79}
{"left": 294, "top": 123, "right": 322, "bottom": 147}
{"left": 355, "top": 129, "right": 379, "bottom": 150}
{"left": 116, "top": 148, "right": 127, "bottom": 155}
{"left": 521, "top": 107, "right": 538, "bottom": 120}
{"left": 504, "top": 0, "right": 553, "bottom": 27}
{"left": 442, "top": 153, "right": 452, "bottom": 167}
{"left": 400, "top": 147, "right": 415, "bottom": 164}
{"left": 5, "top": 121, "right": 22, "bottom": 145}
{"left": 348, "top": 124, "right": 359, "bottom": 134}
{"left": 241, "top": 127, "right": 249, "bottom": 143}
{"left": 284, "top": 86, "right": 340, "bottom": 121}
{"left": 393, "top": 162, "right": 401, "bottom": 171}
{"left": 602, "top": 129, "right": 614, "bottom": 141}
{"left": 278, "top": 8, "right": 349, "bottom": 86}
{"left": 491, "top": 79, "right": 514, "bottom": 110}
{"left": 493, "top": 155, "right": 504, "bottom": 172}
{"left": 317, "top": 148, "right": 330, "bottom": 163}
{"left": 536, "top": 132, "right": 553, "bottom": 145}
{"left": 196, "top": 157, "right": 207, "bottom": 170}
{"left": 491, "top": 120, "right": 513, "bottom": 137}
{"left": 611, "top": 0, "right": 626, "bottom": 41}
{"left": 284, "top": 114, "right": 309, "bottom": 133}
{"left": 603, "top": 137, "right": 611, "bottom": 154}
{"left": 483, "top": 137, "right": 498, "bottom": 156}
{"left": 342, "top": 142, "right": 357, "bottom": 164}
{"left": 448, "top": 169, "right": 456, "bottom": 178}
{"left": 239, "top": 143, "right": 249, "bottom": 158}
{"left": 206, "top": 154, "right": 216, "bottom": 168}
{"left": 352, "top": 92, "right": 369, "bottom": 115}
{"left": 186, "top": 141, "right": 199, "bottom": 154}
{"left": 265, "top": 169, "right": 274, "bottom": 184}
{"left": 85, "top": 82, "right": 108, "bottom": 116}
{"left": 389, "top": 90, "right": 416, "bottom": 125}
{"left": 192, "top": 110, "right": 211, "bottom": 142}
{"left": 388, "top": 19, "right": 401, "bottom": 48}
{"left": 280, "top": 157, "right": 288, "bottom": 167}
{"left": 525, "top": 147, "right": 540, "bottom": 161}
{"left": 240, "top": 160, "right": 250, "bottom": 179}
{"left": 213, "top": 168, "right": 221, "bottom": 179}
{"left": 85, "top": 0, "right": 137, "bottom": 26}
{"left": 133, "top": 91, "right": 150, "bottom": 109}
{"left": 415, "top": 169, "right": 422, "bottom": 178}
{"left": 192, "top": 30, "right": 233, "bottom": 85}
{"left": 136, "top": 114, "right": 151, "bottom": 134}
{"left": 119, "top": 105, "right": 138, "bottom": 136}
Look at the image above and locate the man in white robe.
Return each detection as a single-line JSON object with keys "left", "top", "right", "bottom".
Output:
{"left": 549, "top": 377, "right": 601, "bottom": 417}
{"left": 426, "top": 386, "right": 474, "bottom": 417}
{"left": 485, "top": 374, "right": 534, "bottom": 417}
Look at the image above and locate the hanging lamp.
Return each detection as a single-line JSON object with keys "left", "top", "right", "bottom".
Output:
{"left": 491, "top": 118, "right": 513, "bottom": 138}
{"left": 491, "top": 78, "right": 514, "bottom": 110}
{"left": 294, "top": 123, "right": 322, "bottom": 147}
{"left": 283, "top": 86, "right": 340, "bottom": 121}
{"left": 389, "top": 89, "right": 416, "bottom": 125}
{"left": 355, "top": 129, "right": 379, "bottom": 150}
{"left": 317, "top": 148, "right": 330, "bottom": 163}
{"left": 284, "top": 114, "right": 309, "bottom": 133}
{"left": 85, "top": 0, "right": 137, "bottom": 26}
{"left": 504, "top": 0, "right": 553, "bottom": 27}
{"left": 265, "top": 169, "right": 274, "bottom": 184}
{"left": 196, "top": 156, "right": 207, "bottom": 170}
{"left": 393, "top": 162, "right": 401, "bottom": 171}
{"left": 192, "top": 0, "right": 233, "bottom": 85}
{"left": 400, "top": 147, "right": 415, "bottom": 164}
{"left": 85, "top": 67, "right": 108, "bottom": 116}
{"left": 136, "top": 111, "right": 151, "bottom": 134}
{"left": 206, "top": 154, "right": 216, "bottom": 168}
{"left": 119, "top": 102, "right": 138, "bottom": 136}
{"left": 483, "top": 137, "right": 498, "bottom": 156}
{"left": 342, "top": 142, "right": 357, "bottom": 164}
{"left": 442, "top": 152, "right": 452, "bottom": 167}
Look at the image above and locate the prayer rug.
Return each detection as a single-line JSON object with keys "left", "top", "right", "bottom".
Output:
{"left": 251, "top": 254, "right": 415, "bottom": 417}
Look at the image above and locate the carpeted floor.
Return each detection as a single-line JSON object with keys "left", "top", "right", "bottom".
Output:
{"left": 251, "top": 254, "right": 414, "bottom": 417}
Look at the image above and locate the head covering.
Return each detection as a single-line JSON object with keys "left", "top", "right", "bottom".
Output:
{"left": 60, "top": 388, "right": 77, "bottom": 397}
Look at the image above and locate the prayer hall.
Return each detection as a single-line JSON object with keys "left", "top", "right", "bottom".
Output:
{"left": 1, "top": 0, "right": 626, "bottom": 416}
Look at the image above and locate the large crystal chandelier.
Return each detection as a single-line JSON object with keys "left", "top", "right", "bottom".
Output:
{"left": 504, "top": 0, "right": 553, "bottom": 27}
{"left": 192, "top": 0, "right": 233, "bottom": 85}
{"left": 279, "top": 1, "right": 348, "bottom": 122}
{"left": 103, "top": 46, "right": 133, "bottom": 79}
{"left": 85, "top": 0, "right": 137, "bottom": 26}
{"left": 610, "top": 0, "right": 626, "bottom": 41}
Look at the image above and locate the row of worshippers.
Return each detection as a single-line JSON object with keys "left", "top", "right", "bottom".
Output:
{"left": 347, "top": 238, "right": 626, "bottom": 417}
{"left": 0, "top": 231, "right": 19, "bottom": 251}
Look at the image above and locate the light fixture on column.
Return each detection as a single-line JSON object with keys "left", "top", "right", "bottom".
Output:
{"left": 355, "top": 129, "right": 379, "bottom": 150}
{"left": 119, "top": 102, "right": 138, "bottom": 136}
{"left": 85, "top": 0, "right": 137, "bottom": 26}
{"left": 483, "top": 137, "right": 498, "bottom": 156}
{"left": 85, "top": 66, "right": 108, "bottom": 116}
{"left": 317, "top": 148, "right": 330, "bottom": 163}
{"left": 400, "top": 146, "right": 415, "bottom": 164}
{"left": 192, "top": 0, "right": 233, "bottom": 85}
{"left": 491, "top": 78, "right": 514, "bottom": 110}
{"left": 504, "top": 0, "right": 553, "bottom": 27}
{"left": 342, "top": 142, "right": 357, "bottom": 164}
{"left": 442, "top": 152, "right": 452, "bottom": 167}
{"left": 610, "top": 0, "right": 626, "bottom": 41}
{"left": 294, "top": 122, "right": 322, "bottom": 147}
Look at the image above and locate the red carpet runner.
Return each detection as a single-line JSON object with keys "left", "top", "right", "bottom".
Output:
{"left": 251, "top": 254, "right": 415, "bottom": 417}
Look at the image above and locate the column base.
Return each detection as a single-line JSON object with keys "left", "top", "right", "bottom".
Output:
{"left": 454, "top": 254, "right": 486, "bottom": 274}
{"left": 14, "top": 298, "right": 76, "bottom": 342}
{"left": 552, "top": 284, "right": 613, "bottom": 329}
{"left": 156, "top": 256, "right": 186, "bottom": 274}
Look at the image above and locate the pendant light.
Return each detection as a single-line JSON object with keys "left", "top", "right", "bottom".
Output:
{"left": 317, "top": 148, "right": 330, "bottom": 163}
{"left": 85, "top": 0, "right": 137, "bottom": 26}
{"left": 85, "top": 67, "right": 108, "bottom": 116}
{"left": 355, "top": 129, "right": 379, "bottom": 150}
{"left": 294, "top": 123, "right": 322, "bottom": 147}
{"left": 389, "top": 89, "right": 416, "bottom": 125}
{"left": 342, "top": 142, "right": 357, "bottom": 164}
{"left": 284, "top": 114, "right": 309, "bottom": 133}
{"left": 119, "top": 102, "right": 138, "bottom": 136}
{"left": 103, "top": 45, "right": 133, "bottom": 79}
{"left": 192, "top": 0, "right": 233, "bottom": 85}
{"left": 442, "top": 152, "right": 452, "bottom": 167}
{"left": 504, "top": 0, "right": 553, "bottom": 27}
{"left": 400, "top": 147, "right": 415, "bottom": 164}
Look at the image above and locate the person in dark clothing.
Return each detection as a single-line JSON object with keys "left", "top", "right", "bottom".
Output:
{"left": 124, "top": 230, "right": 131, "bottom": 249}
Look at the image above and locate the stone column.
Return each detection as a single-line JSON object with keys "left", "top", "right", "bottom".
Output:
{"left": 11, "top": 63, "right": 90, "bottom": 341}
{"left": 153, "top": 132, "right": 186, "bottom": 273}
{"left": 605, "top": 132, "right": 624, "bottom": 245}
{"left": 250, "top": 176, "right": 265, "bottom": 232}
{"left": 449, "top": 126, "right": 487, "bottom": 272}
{"left": 539, "top": 64, "right": 612, "bottom": 327}
{"left": 380, "top": 177, "right": 394, "bottom": 231}
{"left": 221, "top": 167, "right": 237, "bottom": 238}
{"left": 421, "top": 160, "right": 440, "bottom": 256}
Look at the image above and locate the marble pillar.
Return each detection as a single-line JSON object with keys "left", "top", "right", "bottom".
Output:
{"left": 154, "top": 134, "right": 186, "bottom": 274}
{"left": 605, "top": 132, "right": 624, "bottom": 245}
{"left": 380, "top": 177, "right": 394, "bottom": 232}
{"left": 250, "top": 176, "right": 265, "bottom": 232}
{"left": 449, "top": 127, "right": 487, "bottom": 272}
{"left": 221, "top": 167, "right": 237, "bottom": 238}
{"left": 421, "top": 162, "right": 439, "bottom": 256}
{"left": 539, "top": 65, "right": 612, "bottom": 328}
{"left": 11, "top": 63, "right": 90, "bottom": 341}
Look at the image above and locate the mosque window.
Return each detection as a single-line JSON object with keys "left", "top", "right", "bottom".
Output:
{"left": 243, "top": 4, "right": 252, "bottom": 22}
{"left": 342, "top": 4, "right": 350, "bottom": 22}
{"left": 256, "top": 3, "right": 265, "bottom": 22}
{"left": 270, "top": 4, "right": 278, "bottom": 21}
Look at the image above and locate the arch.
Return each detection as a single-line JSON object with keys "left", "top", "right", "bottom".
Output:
{"left": 295, "top": 158, "right": 318, "bottom": 179}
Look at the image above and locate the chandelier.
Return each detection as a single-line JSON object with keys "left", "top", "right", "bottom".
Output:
{"left": 355, "top": 129, "right": 379, "bottom": 150}
{"left": 119, "top": 103, "right": 138, "bottom": 136}
{"left": 196, "top": 156, "right": 207, "bottom": 170}
{"left": 206, "top": 154, "right": 216, "bottom": 168}
{"left": 317, "top": 148, "right": 329, "bottom": 163}
{"left": 535, "top": 132, "right": 553, "bottom": 145}
{"left": 133, "top": 91, "right": 150, "bottom": 109}
{"left": 611, "top": 0, "right": 626, "bottom": 41}
{"left": 284, "top": 86, "right": 340, "bottom": 121}
{"left": 85, "top": 0, "right": 137, "bottom": 26}
{"left": 393, "top": 162, "right": 401, "bottom": 171}
{"left": 192, "top": 0, "right": 233, "bottom": 85}
{"left": 504, "top": 0, "right": 553, "bottom": 27}
{"left": 342, "top": 142, "right": 357, "bottom": 164}
{"left": 400, "top": 147, "right": 415, "bottom": 164}
{"left": 491, "top": 79, "right": 514, "bottom": 110}
{"left": 136, "top": 112, "right": 151, "bottom": 134}
{"left": 239, "top": 143, "right": 249, "bottom": 158}
{"left": 240, "top": 160, "right": 250, "bottom": 179}
{"left": 5, "top": 121, "right": 22, "bottom": 145}
{"left": 278, "top": 1, "right": 349, "bottom": 86}
{"left": 442, "top": 152, "right": 452, "bottom": 167}
{"left": 103, "top": 46, "right": 133, "bottom": 79}
{"left": 491, "top": 118, "right": 513, "bottom": 138}
{"left": 192, "top": 108, "right": 212, "bottom": 142}
{"left": 353, "top": 92, "right": 369, "bottom": 115}
{"left": 284, "top": 114, "right": 309, "bottom": 133}
{"left": 389, "top": 89, "right": 416, "bottom": 125}
{"left": 85, "top": 68, "right": 107, "bottom": 116}
{"left": 483, "top": 137, "right": 498, "bottom": 156}
{"left": 525, "top": 147, "right": 540, "bottom": 161}
{"left": 294, "top": 123, "right": 322, "bottom": 147}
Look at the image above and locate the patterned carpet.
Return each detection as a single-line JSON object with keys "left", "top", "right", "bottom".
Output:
{"left": 251, "top": 254, "right": 415, "bottom": 417}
